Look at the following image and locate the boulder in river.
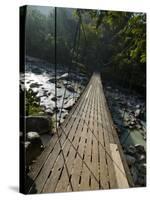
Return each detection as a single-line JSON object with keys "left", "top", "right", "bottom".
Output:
{"left": 27, "top": 131, "right": 42, "bottom": 146}
{"left": 134, "top": 144, "right": 145, "bottom": 154}
{"left": 136, "top": 104, "right": 141, "bottom": 109}
{"left": 26, "top": 116, "right": 50, "bottom": 134}
{"left": 138, "top": 163, "right": 146, "bottom": 175}
{"left": 66, "top": 85, "right": 75, "bottom": 93}
{"left": 49, "top": 77, "right": 55, "bottom": 83}
{"left": 51, "top": 96, "right": 57, "bottom": 102}
{"left": 64, "top": 98, "right": 75, "bottom": 110}
{"left": 131, "top": 166, "right": 138, "bottom": 184}
{"left": 126, "top": 145, "right": 137, "bottom": 155}
{"left": 30, "top": 82, "right": 42, "bottom": 88}
{"left": 135, "top": 109, "right": 141, "bottom": 117}
{"left": 58, "top": 73, "right": 69, "bottom": 80}
{"left": 25, "top": 137, "right": 43, "bottom": 166}
{"left": 45, "top": 108, "right": 53, "bottom": 115}
{"left": 137, "top": 175, "right": 146, "bottom": 186}
{"left": 138, "top": 154, "right": 146, "bottom": 163}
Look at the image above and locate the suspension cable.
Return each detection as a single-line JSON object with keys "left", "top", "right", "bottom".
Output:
{"left": 58, "top": 17, "right": 81, "bottom": 125}
{"left": 54, "top": 7, "right": 73, "bottom": 191}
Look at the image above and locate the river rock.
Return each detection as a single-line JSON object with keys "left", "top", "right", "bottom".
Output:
{"left": 63, "top": 80, "right": 68, "bottom": 86}
{"left": 138, "top": 163, "right": 146, "bottom": 175}
{"left": 106, "top": 86, "right": 111, "bottom": 90}
{"left": 137, "top": 175, "right": 146, "bottom": 186}
{"left": 135, "top": 109, "right": 141, "bottom": 117}
{"left": 26, "top": 116, "right": 50, "bottom": 134}
{"left": 58, "top": 73, "right": 69, "bottom": 80}
{"left": 134, "top": 144, "right": 145, "bottom": 154}
{"left": 66, "top": 85, "right": 75, "bottom": 93}
{"left": 125, "top": 154, "right": 136, "bottom": 166}
{"left": 30, "top": 82, "right": 41, "bottom": 88}
{"left": 49, "top": 77, "right": 55, "bottom": 83}
{"left": 126, "top": 145, "right": 137, "bottom": 155}
{"left": 131, "top": 166, "right": 138, "bottom": 183}
{"left": 25, "top": 139, "right": 43, "bottom": 166}
{"left": 45, "top": 108, "right": 53, "bottom": 115}
{"left": 51, "top": 96, "right": 57, "bottom": 102}
{"left": 64, "top": 98, "right": 75, "bottom": 110}
{"left": 27, "top": 131, "right": 42, "bottom": 145}
{"left": 138, "top": 154, "right": 146, "bottom": 163}
{"left": 136, "top": 104, "right": 141, "bottom": 109}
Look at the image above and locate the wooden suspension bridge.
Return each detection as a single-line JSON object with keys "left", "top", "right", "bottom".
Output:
{"left": 26, "top": 72, "right": 133, "bottom": 194}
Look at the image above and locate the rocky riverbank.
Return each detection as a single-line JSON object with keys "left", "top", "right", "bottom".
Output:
{"left": 20, "top": 56, "right": 88, "bottom": 168}
{"left": 103, "top": 83, "right": 146, "bottom": 187}
{"left": 21, "top": 56, "right": 88, "bottom": 123}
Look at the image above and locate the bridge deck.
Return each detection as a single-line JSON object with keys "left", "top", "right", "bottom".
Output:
{"left": 27, "top": 72, "right": 133, "bottom": 194}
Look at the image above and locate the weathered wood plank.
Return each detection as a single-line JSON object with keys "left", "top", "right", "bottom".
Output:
{"left": 71, "top": 79, "right": 95, "bottom": 191}
{"left": 91, "top": 85, "right": 100, "bottom": 190}
{"left": 110, "top": 143, "right": 129, "bottom": 188}
{"left": 98, "top": 74, "right": 118, "bottom": 188}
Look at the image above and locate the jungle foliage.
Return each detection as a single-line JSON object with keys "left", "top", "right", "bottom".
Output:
{"left": 25, "top": 7, "right": 146, "bottom": 94}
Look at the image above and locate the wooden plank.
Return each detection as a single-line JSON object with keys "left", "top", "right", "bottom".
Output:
{"left": 106, "top": 103, "right": 134, "bottom": 187}
{"left": 79, "top": 77, "right": 97, "bottom": 191}
{"left": 98, "top": 75, "right": 118, "bottom": 189}
{"left": 97, "top": 77, "right": 110, "bottom": 189}
{"left": 110, "top": 143, "right": 129, "bottom": 188}
{"left": 90, "top": 84, "right": 100, "bottom": 190}
{"left": 70, "top": 77, "right": 95, "bottom": 191}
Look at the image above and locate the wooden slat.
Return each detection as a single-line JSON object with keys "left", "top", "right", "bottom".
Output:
{"left": 70, "top": 79, "right": 95, "bottom": 191}
{"left": 110, "top": 143, "right": 129, "bottom": 188}
{"left": 97, "top": 77, "right": 109, "bottom": 189}
{"left": 105, "top": 102, "right": 134, "bottom": 187}
{"left": 90, "top": 82, "right": 100, "bottom": 190}
{"left": 98, "top": 74, "right": 118, "bottom": 189}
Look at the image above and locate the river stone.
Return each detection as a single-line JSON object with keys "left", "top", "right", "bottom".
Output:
{"left": 57, "top": 84, "right": 62, "bottom": 89}
{"left": 125, "top": 154, "right": 136, "bottom": 166}
{"left": 51, "top": 96, "right": 57, "bottom": 101}
{"left": 134, "top": 144, "right": 145, "bottom": 154}
{"left": 30, "top": 82, "right": 41, "bottom": 88}
{"left": 58, "top": 73, "right": 68, "bottom": 80}
{"left": 26, "top": 116, "right": 50, "bottom": 134}
{"left": 45, "top": 108, "right": 53, "bottom": 115}
{"left": 131, "top": 166, "right": 138, "bottom": 183}
{"left": 27, "top": 131, "right": 42, "bottom": 144}
{"left": 64, "top": 98, "right": 75, "bottom": 110}
{"left": 126, "top": 145, "right": 137, "bottom": 155}
{"left": 135, "top": 109, "right": 141, "bottom": 117}
{"left": 136, "top": 104, "right": 141, "bottom": 109}
{"left": 66, "top": 85, "right": 75, "bottom": 93}
{"left": 137, "top": 175, "right": 146, "bottom": 186}
{"left": 138, "top": 163, "right": 146, "bottom": 175}
{"left": 137, "top": 154, "right": 146, "bottom": 163}
{"left": 25, "top": 139, "right": 43, "bottom": 166}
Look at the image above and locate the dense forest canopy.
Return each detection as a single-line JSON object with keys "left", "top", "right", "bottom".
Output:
{"left": 25, "top": 6, "right": 146, "bottom": 94}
